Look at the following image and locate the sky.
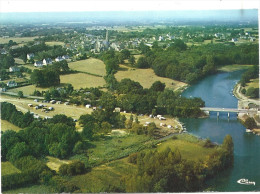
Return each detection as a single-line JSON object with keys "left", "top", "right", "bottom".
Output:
{"left": 0, "top": 0, "right": 259, "bottom": 13}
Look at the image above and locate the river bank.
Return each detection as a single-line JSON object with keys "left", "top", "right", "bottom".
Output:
{"left": 233, "top": 83, "right": 260, "bottom": 134}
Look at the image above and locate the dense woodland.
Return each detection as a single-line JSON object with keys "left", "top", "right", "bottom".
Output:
{"left": 240, "top": 65, "right": 259, "bottom": 98}
{"left": 135, "top": 41, "right": 258, "bottom": 84}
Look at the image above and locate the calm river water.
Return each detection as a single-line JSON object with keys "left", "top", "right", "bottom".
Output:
{"left": 181, "top": 70, "right": 260, "bottom": 191}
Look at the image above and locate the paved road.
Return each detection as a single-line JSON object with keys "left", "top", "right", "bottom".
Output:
{"left": 201, "top": 107, "right": 258, "bottom": 113}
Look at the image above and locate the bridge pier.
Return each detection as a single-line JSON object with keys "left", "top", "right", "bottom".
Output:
{"left": 217, "top": 112, "right": 219, "bottom": 117}
{"left": 228, "top": 112, "right": 230, "bottom": 118}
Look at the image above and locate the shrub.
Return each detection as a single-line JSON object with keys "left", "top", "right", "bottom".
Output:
{"left": 128, "top": 153, "right": 138, "bottom": 164}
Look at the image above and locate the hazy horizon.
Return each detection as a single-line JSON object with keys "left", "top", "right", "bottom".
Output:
{"left": 0, "top": 9, "right": 258, "bottom": 25}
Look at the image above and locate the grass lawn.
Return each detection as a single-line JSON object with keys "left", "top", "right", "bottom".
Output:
{"left": 157, "top": 134, "right": 215, "bottom": 161}
{"left": 1, "top": 162, "right": 21, "bottom": 176}
{"left": 85, "top": 134, "right": 154, "bottom": 166}
{"left": 1, "top": 120, "right": 22, "bottom": 132}
{"left": 45, "top": 41, "right": 64, "bottom": 46}
{"left": 8, "top": 85, "right": 48, "bottom": 96}
{"left": 46, "top": 156, "right": 72, "bottom": 172}
{"left": 71, "top": 158, "right": 136, "bottom": 193}
{"left": 22, "top": 64, "right": 38, "bottom": 71}
{"left": 218, "top": 64, "right": 252, "bottom": 72}
{"left": 115, "top": 65, "right": 187, "bottom": 90}
{"left": 3, "top": 185, "right": 52, "bottom": 194}
{"left": 14, "top": 58, "right": 25, "bottom": 65}
{"left": 245, "top": 78, "right": 259, "bottom": 90}
{"left": 0, "top": 36, "right": 38, "bottom": 44}
{"left": 60, "top": 73, "right": 105, "bottom": 89}
{"left": 68, "top": 58, "right": 106, "bottom": 76}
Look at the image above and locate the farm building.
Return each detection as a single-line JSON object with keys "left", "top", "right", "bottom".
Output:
{"left": 27, "top": 53, "right": 34, "bottom": 60}
{"left": 43, "top": 58, "right": 52, "bottom": 65}
{"left": 34, "top": 61, "right": 43, "bottom": 67}
{"left": 9, "top": 66, "right": 20, "bottom": 72}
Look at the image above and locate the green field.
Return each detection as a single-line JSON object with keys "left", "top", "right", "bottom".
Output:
{"left": 9, "top": 84, "right": 48, "bottom": 96}
{"left": 60, "top": 73, "right": 105, "bottom": 89}
{"left": 45, "top": 41, "right": 64, "bottom": 46}
{"left": 68, "top": 58, "right": 106, "bottom": 76}
{"left": 1, "top": 162, "right": 21, "bottom": 176}
{"left": 71, "top": 158, "right": 136, "bottom": 193}
{"left": 3, "top": 185, "right": 52, "bottom": 194}
{"left": 0, "top": 36, "right": 38, "bottom": 44}
{"left": 157, "top": 135, "right": 215, "bottom": 161}
{"left": 115, "top": 65, "right": 187, "bottom": 90}
{"left": 1, "top": 120, "right": 22, "bottom": 132}
{"left": 75, "top": 134, "right": 154, "bottom": 167}
{"left": 218, "top": 64, "right": 252, "bottom": 72}
{"left": 245, "top": 78, "right": 259, "bottom": 90}
{"left": 14, "top": 58, "right": 25, "bottom": 65}
{"left": 46, "top": 156, "right": 71, "bottom": 172}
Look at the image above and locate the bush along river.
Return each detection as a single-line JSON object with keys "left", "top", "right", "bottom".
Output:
{"left": 181, "top": 69, "right": 260, "bottom": 192}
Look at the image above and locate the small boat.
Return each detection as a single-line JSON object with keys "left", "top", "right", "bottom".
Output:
{"left": 246, "top": 129, "right": 252, "bottom": 133}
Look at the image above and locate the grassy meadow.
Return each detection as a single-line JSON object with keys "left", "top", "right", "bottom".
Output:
{"left": 0, "top": 36, "right": 38, "bottom": 44}
{"left": 3, "top": 185, "right": 52, "bottom": 194}
{"left": 1, "top": 162, "right": 21, "bottom": 176}
{"left": 1, "top": 120, "right": 22, "bottom": 132}
{"left": 45, "top": 41, "right": 64, "bottom": 46}
{"left": 46, "top": 156, "right": 72, "bottom": 172}
{"left": 60, "top": 73, "right": 105, "bottom": 89}
{"left": 68, "top": 58, "right": 106, "bottom": 76}
{"left": 74, "top": 134, "right": 155, "bottom": 167}
{"left": 8, "top": 85, "right": 48, "bottom": 96}
{"left": 218, "top": 64, "right": 252, "bottom": 72}
{"left": 115, "top": 65, "right": 187, "bottom": 90}
{"left": 71, "top": 158, "right": 136, "bottom": 193}
{"left": 245, "top": 78, "right": 259, "bottom": 90}
{"left": 157, "top": 134, "right": 215, "bottom": 161}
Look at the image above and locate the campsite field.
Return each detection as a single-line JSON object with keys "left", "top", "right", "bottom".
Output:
{"left": 60, "top": 73, "right": 105, "bottom": 89}
{"left": 0, "top": 94, "right": 93, "bottom": 120}
{"left": 115, "top": 65, "right": 187, "bottom": 90}
{"left": 68, "top": 58, "right": 106, "bottom": 76}
{"left": 1, "top": 120, "right": 22, "bottom": 132}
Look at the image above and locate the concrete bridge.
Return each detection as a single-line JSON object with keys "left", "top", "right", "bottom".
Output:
{"left": 200, "top": 107, "right": 258, "bottom": 117}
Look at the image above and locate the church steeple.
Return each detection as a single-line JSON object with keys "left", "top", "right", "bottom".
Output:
{"left": 106, "top": 29, "right": 109, "bottom": 42}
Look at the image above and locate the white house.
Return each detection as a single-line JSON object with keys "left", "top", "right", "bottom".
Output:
{"left": 86, "top": 104, "right": 92, "bottom": 108}
{"left": 9, "top": 66, "right": 20, "bottom": 72}
{"left": 7, "top": 81, "right": 17, "bottom": 87}
{"left": 231, "top": 38, "right": 238, "bottom": 42}
{"left": 62, "top": 55, "right": 69, "bottom": 60}
{"left": 27, "top": 53, "right": 34, "bottom": 60}
{"left": 43, "top": 58, "right": 52, "bottom": 65}
{"left": 55, "top": 56, "right": 64, "bottom": 62}
{"left": 34, "top": 61, "right": 43, "bottom": 67}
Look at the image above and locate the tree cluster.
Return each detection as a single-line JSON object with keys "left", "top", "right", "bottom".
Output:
{"left": 125, "top": 135, "right": 234, "bottom": 192}
{"left": 30, "top": 68, "right": 60, "bottom": 87}
{"left": 1, "top": 102, "right": 34, "bottom": 129}
{"left": 137, "top": 42, "right": 258, "bottom": 84}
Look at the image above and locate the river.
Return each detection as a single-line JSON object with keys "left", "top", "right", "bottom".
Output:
{"left": 180, "top": 70, "right": 260, "bottom": 192}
